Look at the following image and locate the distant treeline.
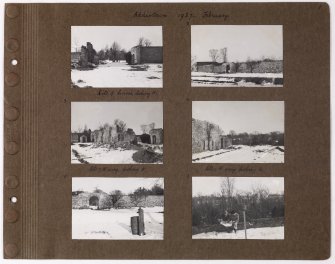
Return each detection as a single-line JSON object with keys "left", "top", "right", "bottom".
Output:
{"left": 227, "top": 131, "right": 284, "bottom": 146}
{"left": 192, "top": 191, "right": 284, "bottom": 227}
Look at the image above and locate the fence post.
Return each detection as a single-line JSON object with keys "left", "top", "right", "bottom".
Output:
{"left": 138, "top": 207, "right": 145, "bottom": 236}
{"left": 243, "top": 208, "right": 247, "bottom": 239}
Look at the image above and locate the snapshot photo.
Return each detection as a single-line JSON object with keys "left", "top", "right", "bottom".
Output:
{"left": 71, "top": 102, "right": 163, "bottom": 164}
{"left": 191, "top": 25, "right": 283, "bottom": 87}
{"left": 192, "top": 101, "right": 284, "bottom": 163}
{"left": 71, "top": 26, "right": 163, "bottom": 88}
{"left": 192, "top": 177, "right": 284, "bottom": 240}
{"left": 72, "top": 177, "right": 164, "bottom": 240}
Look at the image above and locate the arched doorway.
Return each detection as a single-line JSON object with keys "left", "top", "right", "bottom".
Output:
{"left": 152, "top": 135, "right": 157, "bottom": 144}
{"left": 89, "top": 196, "right": 99, "bottom": 209}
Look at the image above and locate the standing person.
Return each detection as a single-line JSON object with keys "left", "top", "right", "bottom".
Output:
{"left": 230, "top": 210, "right": 239, "bottom": 234}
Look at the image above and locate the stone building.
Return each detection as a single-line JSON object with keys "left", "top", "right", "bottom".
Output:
{"left": 130, "top": 46, "right": 163, "bottom": 64}
{"left": 78, "top": 42, "right": 99, "bottom": 67}
{"left": 72, "top": 191, "right": 113, "bottom": 210}
{"left": 137, "top": 133, "right": 151, "bottom": 144}
{"left": 149, "top": 128, "right": 163, "bottom": 145}
{"left": 72, "top": 191, "right": 164, "bottom": 210}
{"left": 72, "top": 124, "right": 164, "bottom": 146}
{"left": 71, "top": 129, "right": 92, "bottom": 143}
{"left": 192, "top": 118, "right": 232, "bottom": 153}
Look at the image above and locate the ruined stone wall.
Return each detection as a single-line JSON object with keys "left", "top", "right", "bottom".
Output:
{"left": 196, "top": 61, "right": 283, "bottom": 74}
{"left": 131, "top": 46, "right": 141, "bottom": 64}
{"left": 72, "top": 191, "right": 113, "bottom": 209}
{"left": 149, "top": 129, "right": 163, "bottom": 145}
{"left": 233, "top": 61, "right": 283, "bottom": 73}
{"left": 140, "top": 47, "right": 163, "bottom": 63}
{"left": 192, "top": 119, "right": 227, "bottom": 153}
{"left": 123, "top": 129, "right": 136, "bottom": 143}
{"left": 115, "top": 195, "right": 164, "bottom": 208}
{"left": 71, "top": 133, "right": 80, "bottom": 143}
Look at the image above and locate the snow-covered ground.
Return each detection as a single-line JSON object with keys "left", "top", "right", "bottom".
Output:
{"left": 71, "top": 143, "right": 163, "bottom": 164}
{"left": 192, "top": 72, "right": 283, "bottom": 87}
{"left": 71, "top": 143, "right": 137, "bottom": 164}
{"left": 71, "top": 61, "right": 163, "bottom": 88}
{"left": 72, "top": 207, "right": 164, "bottom": 240}
{"left": 192, "top": 226, "right": 284, "bottom": 240}
{"left": 192, "top": 145, "right": 284, "bottom": 163}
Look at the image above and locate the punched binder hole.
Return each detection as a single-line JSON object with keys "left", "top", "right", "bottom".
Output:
{"left": 11, "top": 59, "right": 18, "bottom": 66}
{"left": 10, "top": 196, "right": 17, "bottom": 204}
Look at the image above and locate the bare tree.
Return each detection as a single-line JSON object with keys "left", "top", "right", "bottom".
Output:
{"left": 109, "top": 190, "right": 123, "bottom": 208}
{"left": 138, "top": 37, "right": 145, "bottom": 47}
{"left": 220, "top": 48, "right": 228, "bottom": 63}
{"left": 110, "top": 41, "right": 121, "bottom": 62}
{"left": 234, "top": 62, "right": 241, "bottom": 73}
{"left": 138, "top": 37, "right": 152, "bottom": 47}
{"left": 209, "top": 49, "right": 219, "bottom": 62}
{"left": 114, "top": 119, "right": 127, "bottom": 132}
{"left": 140, "top": 124, "right": 148, "bottom": 134}
{"left": 220, "top": 177, "right": 235, "bottom": 211}
{"left": 144, "top": 39, "right": 152, "bottom": 47}
{"left": 246, "top": 57, "right": 260, "bottom": 73}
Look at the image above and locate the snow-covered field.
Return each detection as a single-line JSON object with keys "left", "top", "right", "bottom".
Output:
{"left": 192, "top": 145, "right": 284, "bottom": 163}
{"left": 72, "top": 207, "right": 164, "bottom": 240}
{"left": 71, "top": 143, "right": 137, "bottom": 164}
{"left": 71, "top": 61, "right": 163, "bottom": 88}
{"left": 192, "top": 72, "right": 283, "bottom": 87}
{"left": 192, "top": 226, "right": 284, "bottom": 240}
{"left": 71, "top": 143, "right": 163, "bottom": 164}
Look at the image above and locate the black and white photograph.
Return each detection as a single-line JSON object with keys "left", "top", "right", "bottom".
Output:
{"left": 72, "top": 177, "right": 164, "bottom": 240}
{"left": 71, "top": 102, "right": 163, "bottom": 164}
{"left": 192, "top": 101, "right": 284, "bottom": 163}
{"left": 191, "top": 25, "right": 283, "bottom": 87}
{"left": 192, "top": 177, "right": 284, "bottom": 240}
{"left": 71, "top": 26, "right": 163, "bottom": 88}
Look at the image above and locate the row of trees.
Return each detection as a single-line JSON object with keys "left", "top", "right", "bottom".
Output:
{"left": 227, "top": 130, "right": 284, "bottom": 146}
{"left": 192, "top": 178, "right": 284, "bottom": 226}
{"left": 90, "top": 183, "right": 164, "bottom": 208}
{"left": 96, "top": 37, "right": 153, "bottom": 62}
{"left": 202, "top": 119, "right": 284, "bottom": 147}
{"left": 74, "top": 121, "right": 156, "bottom": 136}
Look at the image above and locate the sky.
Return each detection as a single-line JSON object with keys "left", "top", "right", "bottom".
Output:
{"left": 71, "top": 102, "right": 163, "bottom": 134}
{"left": 72, "top": 177, "right": 164, "bottom": 194}
{"left": 192, "top": 101, "right": 284, "bottom": 134}
{"left": 191, "top": 25, "right": 283, "bottom": 62}
{"left": 192, "top": 177, "right": 284, "bottom": 197}
{"left": 71, "top": 26, "right": 162, "bottom": 52}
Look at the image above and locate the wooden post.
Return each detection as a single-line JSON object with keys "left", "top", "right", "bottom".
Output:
{"left": 130, "top": 216, "right": 139, "bottom": 235}
{"left": 138, "top": 207, "right": 145, "bottom": 236}
{"left": 243, "top": 210, "right": 247, "bottom": 239}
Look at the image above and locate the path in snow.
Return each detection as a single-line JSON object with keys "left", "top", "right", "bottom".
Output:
{"left": 192, "top": 145, "right": 284, "bottom": 163}
{"left": 71, "top": 61, "right": 163, "bottom": 88}
{"left": 72, "top": 207, "right": 164, "bottom": 240}
{"left": 192, "top": 226, "right": 284, "bottom": 240}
